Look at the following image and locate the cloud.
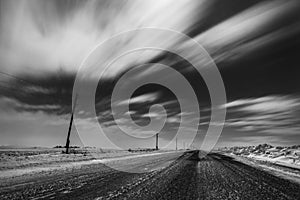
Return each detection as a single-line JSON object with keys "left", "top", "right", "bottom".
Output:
{"left": 0, "top": 0, "right": 200, "bottom": 75}
{"left": 240, "top": 97, "right": 300, "bottom": 113}
{"left": 167, "top": 116, "right": 181, "bottom": 123}
{"left": 0, "top": 96, "right": 61, "bottom": 113}
{"left": 142, "top": 112, "right": 160, "bottom": 118}
{"left": 223, "top": 96, "right": 300, "bottom": 113}
{"left": 223, "top": 95, "right": 300, "bottom": 135}
{"left": 0, "top": 71, "right": 75, "bottom": 115}
{"left": 222, "top": 96, "right": 274, "bottom": 108}
{"left": 117, "top": 92, "right": 159, "bottom": 105}
{"left": 1, "top": 0, "right": 299, "bottom": 117}
{"left": 193, "top": 0, "right": 300, "bottom": 60}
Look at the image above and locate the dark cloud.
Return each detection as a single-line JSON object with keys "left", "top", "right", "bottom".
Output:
{"left": 0, "top": 71, "right": 75, "bottom": 114}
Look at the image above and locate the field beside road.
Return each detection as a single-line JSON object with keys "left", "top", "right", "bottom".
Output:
{"left": 0, "top": 147, "right": 134, "bottom": 170}
{"left": 1, "top": 150, "right": 300, "bottom": 199}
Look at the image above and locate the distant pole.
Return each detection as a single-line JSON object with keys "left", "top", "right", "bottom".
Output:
{"left": 176, "top": 137, "right": 177, "bottom": 151}
{"left": 65, "top": 95, "right": 77, "bottom": 154}
{"left": 156, "top": 133, "right": 159, "bottom": 150}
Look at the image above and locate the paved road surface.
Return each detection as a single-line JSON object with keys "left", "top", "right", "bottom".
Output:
{"left": 0, "top": 151, "right": 300, "bottom": 200}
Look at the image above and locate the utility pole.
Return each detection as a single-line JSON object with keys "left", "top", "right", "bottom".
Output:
{"left": 65, "top": 95, "right": 77, "bottom": 154}
{"left": 156, "top": 133, "right": 159, "bottom": 150}
{"left": 176, "top": 137, "right": 177, "bottom": 151}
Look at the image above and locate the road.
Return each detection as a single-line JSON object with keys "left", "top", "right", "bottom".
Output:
{"left": 0, "top": 151, "right": 300, "bottom": 200}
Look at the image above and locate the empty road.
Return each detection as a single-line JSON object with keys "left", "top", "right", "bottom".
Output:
{"left": 0, "top": 151, "right": 300, "bottom": 200}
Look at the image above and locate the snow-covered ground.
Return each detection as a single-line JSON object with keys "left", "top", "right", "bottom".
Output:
{"left": 0, "top": 148, "right": 179, "bottom": 179}
{"left": 224, "top": 153, "right": 300, "bottom": 184}
{"left": 219, "top": 144, "right": 300, "bottom": 184}
{"left": 0, "top": 148, "right": 132, "bottom": 170}
{"left": 247, "top": 153, "right": 300, "bottom": 170}
{"left": 219, "top": 144, "right": 300, "bottom": 170}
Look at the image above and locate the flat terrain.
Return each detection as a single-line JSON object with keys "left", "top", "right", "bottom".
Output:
{"left": 1, "top": 151, "right": 300, "bottom": 200}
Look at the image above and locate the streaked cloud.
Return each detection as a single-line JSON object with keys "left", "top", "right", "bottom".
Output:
{"left": 240, "top": 97, "right": 299, "bottom": 113}
{"left": 0, "top": 0, "right": 200, "bottom": 75}
{"left": 224, "top": 95, "right": 300, "bottom": 135}
{"left": 117, "top": 92, "right": 160, "bottom": 106}
{"left": 194, "top": 0, "right": 300, "bottom": 61}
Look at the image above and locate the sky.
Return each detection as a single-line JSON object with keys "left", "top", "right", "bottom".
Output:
{"left": 0, "top": 0, "right": 300, "bottom": 149}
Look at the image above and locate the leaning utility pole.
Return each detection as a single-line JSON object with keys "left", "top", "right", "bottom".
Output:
{"left": 156, "top": 133, "right": 159, "bottom": 150}
{"left": 65, "top": 95, "right": 77, "bottom": 154}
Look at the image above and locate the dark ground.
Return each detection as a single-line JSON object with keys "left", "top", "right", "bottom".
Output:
{"left": 0, "top": 151, "right": 300, "bottom": 200}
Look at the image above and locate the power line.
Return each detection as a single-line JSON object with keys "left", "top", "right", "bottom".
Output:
{"left": 0, "top": 71, "right": 35, "bottom": 85}
{"left": 0, "top": 71, "right": 41, "bottom": 98}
